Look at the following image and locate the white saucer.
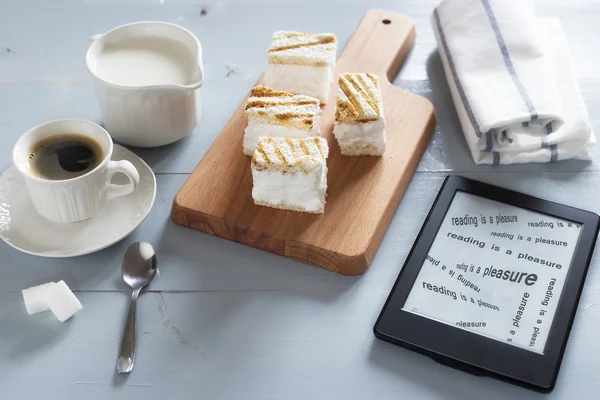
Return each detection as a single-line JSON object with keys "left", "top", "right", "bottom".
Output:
{"left": 0, "top": 145, "right": 156, "bottom": 257}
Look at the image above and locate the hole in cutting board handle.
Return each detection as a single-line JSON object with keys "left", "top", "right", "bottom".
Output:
{"left": 382, "top": 19, "right": 391, "bottom": 24}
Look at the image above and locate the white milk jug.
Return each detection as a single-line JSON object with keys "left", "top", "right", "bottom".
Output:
{"left": 86, "top": 22, "right": 204, "bottom": 147}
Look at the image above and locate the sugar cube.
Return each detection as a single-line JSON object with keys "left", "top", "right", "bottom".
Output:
{"left": 45, "top": 280, "right": 83, "bottom": 322}
{"left": 22, "top": 282, "right": 56, "bottom": 315}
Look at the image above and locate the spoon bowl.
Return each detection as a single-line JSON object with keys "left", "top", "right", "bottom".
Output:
{"left": 121, "top": 241, "right": 158, "bottom": 290}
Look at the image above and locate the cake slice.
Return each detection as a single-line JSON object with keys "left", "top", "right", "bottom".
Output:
{"left": 264, "top": 31, "right": 337, "bottom": 103}
{"left": 333, "top": 73, "right": 386, "bottom": 156}
{"left": 243, "top": 85, "right": 321, "bottom": 155}
{"left": 251, "top": 137, "right": 329, "bottom": 214}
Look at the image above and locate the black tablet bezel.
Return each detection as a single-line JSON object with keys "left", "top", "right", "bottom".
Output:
{"left": 373, "top": 175, "right": 600, "bottom": 393}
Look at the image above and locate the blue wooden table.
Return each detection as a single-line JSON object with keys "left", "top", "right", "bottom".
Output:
{"left": 1, "top": 1, "right": 599, "bottom": 399}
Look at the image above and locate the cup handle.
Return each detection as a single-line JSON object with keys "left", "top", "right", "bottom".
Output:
{"left": 105, "top": 160, "right": 140, "bottom": 202}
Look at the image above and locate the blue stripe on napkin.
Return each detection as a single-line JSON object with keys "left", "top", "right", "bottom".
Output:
{"left": 485, "top": 131, "right": 493, "bottom": 152}
{"left": 493, "top": 151, "right": 500, "bottom": 165}
{"left": 481, "top": 0, "right": 538, "bottom": 121}
{"left": 547, "top": 124, "right": 558, "bottom": 162}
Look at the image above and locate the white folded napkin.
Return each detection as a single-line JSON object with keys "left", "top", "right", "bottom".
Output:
{"left": 432, "top": 0, "right": 595, "bottom": 164}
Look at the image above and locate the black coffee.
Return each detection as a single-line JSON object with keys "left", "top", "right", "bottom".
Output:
{"left": 28, "top": 134, "right": 104, "bottom": 180}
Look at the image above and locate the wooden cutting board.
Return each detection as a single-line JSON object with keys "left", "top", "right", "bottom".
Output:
{"left": 171, "top": 10, "right": 436, "bottom": 275}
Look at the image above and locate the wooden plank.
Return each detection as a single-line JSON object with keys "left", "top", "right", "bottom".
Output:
{"left": 0, "top": 79, "right": 599, "bottom": 175}
{"left": 1, "top": 1, "right": 599, "bottom": 82}
{"left": 2, "top": 289, "right": 600, "bottom": 399}
{"left": 171, "top": 10, "right": 436, "bottom": 275}
{"left": 4, "top": 171, "right": 600, "bottom": 294}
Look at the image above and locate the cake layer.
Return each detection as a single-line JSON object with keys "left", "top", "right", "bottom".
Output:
{"left": 252, "top": 137, "right": 329, "bottom": 174}
{"left": 265, "top": 63, "right": 333, "bottom": 103}
{"left": 338, "top": 141, "right": 385, "bottom": 156}
{"left": 252, "top": 168, "right": 327, "bottom": 214}
{"left": 268, "top": 31, "right": 337, "bottom": 67}
{"left": 334, "top": 119, "right": 386, "bottom": 140}
{"left": 244, "top": 85, "right": 320, "bottom": 130}
{"left": 243, "top": 85, "right": 321, "bottom": 154}
{"left": 333, "top": 119, "right": 386, "bottom": 156}
{"left": 244, "top": 121, "right": 316, "bottom": 156}
{"left": 336, "top": 73, "right": 383, "bottom": 123}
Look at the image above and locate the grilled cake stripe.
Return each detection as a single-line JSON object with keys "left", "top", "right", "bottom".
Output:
{"left": 269, "top": 35, "right": 336, "bottom": 53}
{"left": 346, "top": 74, "right": 379, "bottom": 117}
{"left": 354, "top": 74, "right": 380, "bottom": 116}
{"left": 339, "top": 76, "right": 364, "bottom": 118}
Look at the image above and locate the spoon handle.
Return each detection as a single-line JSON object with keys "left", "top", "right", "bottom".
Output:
{"left": 117, "top": 288, "right": 140, "bottom": 374}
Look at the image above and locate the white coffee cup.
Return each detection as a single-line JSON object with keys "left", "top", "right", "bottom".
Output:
{"left": 12, "top": 119, "right": 140, "bottom": 223}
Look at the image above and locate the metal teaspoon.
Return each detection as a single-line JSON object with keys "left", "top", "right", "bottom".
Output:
{"left": 116, "top": 242, "right": 158, "bottom": 374}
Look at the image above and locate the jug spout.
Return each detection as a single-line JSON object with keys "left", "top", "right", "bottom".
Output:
{"left": 146, "top": 62, "right": 203, "bottom": 91}
{"left": 87, "top": 33, "right": 103, "bottom": 47}
{"left": 187, "top": 63, "right": 204, "bottom": 90}
{"left": 85, "top": 22, "right": 204, "bottom": 92}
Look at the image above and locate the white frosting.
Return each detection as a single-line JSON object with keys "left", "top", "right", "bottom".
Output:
{"left": 333, "top": 119, "right": 386, "bottom": 152}
{"left": 252, "top": 165, "right": 327, "bottom": 213}
{"left": 243, "top": 119, "right": 320, "bottom": 155}
{"left": 264, "top": 63, "right": 333, "bottom": 103}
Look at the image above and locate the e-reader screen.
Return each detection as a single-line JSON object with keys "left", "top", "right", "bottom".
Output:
{"left": 402, "top": 191, "right": 582, "bottom": 355}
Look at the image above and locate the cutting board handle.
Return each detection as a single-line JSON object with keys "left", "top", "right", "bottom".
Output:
{"left": 337, "top": 10, "right": 416, "bottom": 83}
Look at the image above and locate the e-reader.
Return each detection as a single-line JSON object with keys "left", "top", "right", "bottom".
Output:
{"left": 374, "top": 175, "right": 600, "bottom": 393}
